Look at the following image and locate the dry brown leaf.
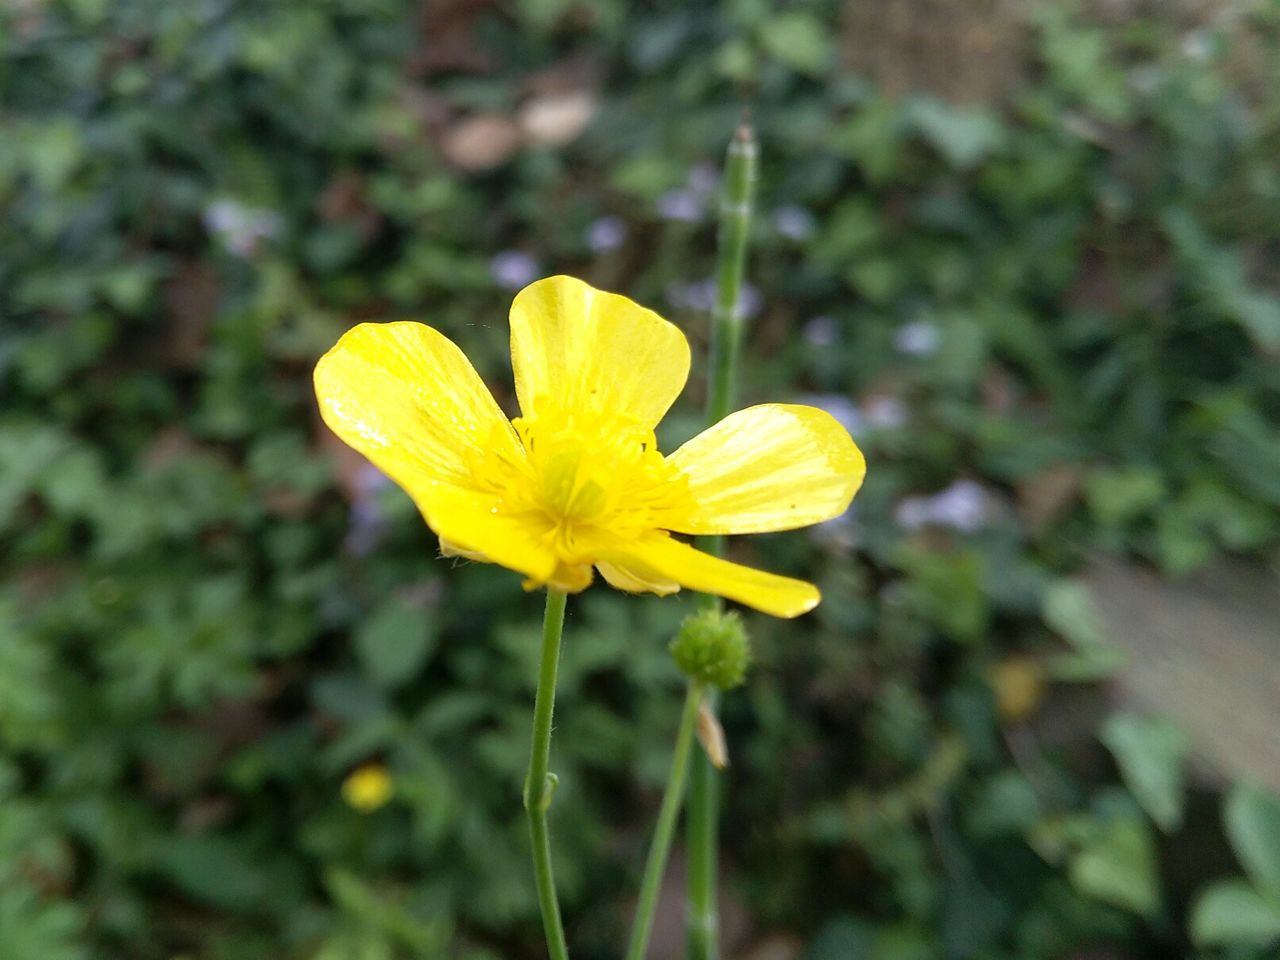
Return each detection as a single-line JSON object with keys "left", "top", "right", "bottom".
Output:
{"left": 697, "top": 699, "right": 729, "bottom": 770}
{"left": 519, "top": 89, "right": 597, "bottom": 147}
{"left": 317, "top": 171, "right": 382, "bottom": 240}
{"left": 143, "top": 427, "right": 198, "bottom": 469}
{"left": 440, "top": 113, "right": 521, "bottom": 171}
{"left": 163, "top": 259, "right": 219, "bottom": 369}
{"left": 1016, "top": 462, "right": 1084, "bottom": 531}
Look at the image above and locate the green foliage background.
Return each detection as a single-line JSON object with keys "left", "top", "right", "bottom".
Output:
{"left": 3, "top": 1, "right": 1280, "bottom": 958}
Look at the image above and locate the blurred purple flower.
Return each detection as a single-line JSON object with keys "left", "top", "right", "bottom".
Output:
{"left": 345, "top": 501, "right": 383, "bottom": 557}
{"left": 772, "top": 205, "right": 816, "bottom": 242}
{"left": 686, "top": 163, "right": 719, "bottom": 195}
{"left": 586, "top": 216, "right": 627, "bottom": 252}
{"left": 345, "top": 464, "right": 393, "bottom": 557}
{"left": 894, "top": 479, "right": 989, "bottom": 533}
{"left": 738, "top": 283, "right": 762, "bottom": 319}
{"left": 894, "top": 320, "right": 940, "bottom": 357}
{"left": 931, "top": 480, "right": 988, "bottom": 532}
{"left": 657, "top": 188, "right": 704, "bottom": 223}
{"left": 803, "top": 315, "right": 840, "bottom": 347}
{"left": 489, "top": 250, "right": 539, "bottom": 290}
{"left": 352, "top": 462, "right": 392, "bottom": 499}
{"left": 203, "top": 198, "right": 282, "bottom": 258}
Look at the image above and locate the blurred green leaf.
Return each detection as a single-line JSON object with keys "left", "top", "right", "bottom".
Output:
{"left": 806, "top": 917, "right": 875, "bottom": 960}
{"left": 1190, "top": 880, "right": 1280, "bottom": 948}
{"left": 0, "top": 600, "right": 62, "bottom": 749}
{"left": 324, "top": 867, "right": 451, "bottom": 952}
{"left": 1100, "top": 714, "right": 1188, "bottom": 832}
{"left": 1225, "top": 785, "right": 1280, "bottom": 896}
{"left": 846, "top": 258, "right": 902, "bottom": 304}
{"left": 1042, "top": 579, "right": 1124, "bottom": 680}
{"left": 0, "top": 886, "right": 86, "bottom": 960}
{"left": 22, "top": 120, "right": 83, "bottom": 192}
{"left": 1068, "top": 817, "right": 1160, "bottom": 917}
{"left": 759, "top": 12, "right": 833, "bottom": 77}
{"left": 898, "top": 547, "right": 988, "bottom": 644}
{"left": 907, "top": 99, "right": 1005, "bottom": 169}
{"left": 1085, "top": 467, "right": 1165, "bottom": 527}
{"left": 157, "top": 835, "right": 271, "bottom": 911}
{"left": 964, "top": 771, "right": 1042, "bottom": 839}
{"left": 355, "top": 596, "right": 438, "bottom": 689}
{"left": 1163, "top": 207, "right": 1280, "bottom": 352}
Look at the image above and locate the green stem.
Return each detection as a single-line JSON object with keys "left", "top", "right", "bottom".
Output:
{"left": 706, "top": 123, "right": 758, "bottom": 429}
{"left": 625, "top": 683, "right": 705, "bottom": 960}
{"left": 685, "top": 709, "right": 719, "bottom": 960}
{"left": 524, "top": 589, "right": 570, "bottom": 960}
{"left": 688, "top": 121, "right": 758, "bottom": 960}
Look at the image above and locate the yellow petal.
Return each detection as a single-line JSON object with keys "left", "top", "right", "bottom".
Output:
{"left": 420, "top": 485, "right": 559, "bottom": 584}
{"left": 509, "top": 275, "right": 691, "bottom": 429}
{"left": 665, "top": 404, "right": 866, "bottom": 534}
{"left": 596, "top": 561, "right": 681, "bottom": 596}
{"left": 314, "top": 321, "right": 557, "bottom": 583}
{"left": 314, "top": 321, "right": 519, "bottom": 490}
{"left": 597, "top": 534, "right": 820, "bottom": 618}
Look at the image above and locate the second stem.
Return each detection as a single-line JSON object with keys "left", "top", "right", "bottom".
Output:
{"left": 624, "top": 682, "right": 705, "bottom": 960}
{"left": 688, "top": 121, "right": 758, "bottom": 960}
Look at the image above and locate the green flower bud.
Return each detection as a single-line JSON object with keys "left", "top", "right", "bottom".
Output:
{"left": 669, "top": 609, "right": 751, "bottom": 691}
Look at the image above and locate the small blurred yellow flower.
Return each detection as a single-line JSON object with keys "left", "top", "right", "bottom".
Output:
{"left": 989, "top": 656, "right": 1046, "bottom": 724}
{"left": 342, "top": 764, "right": 393, "bottom": 813}
{"left": 314, "top": 276, "right": 866, "bottom": 618}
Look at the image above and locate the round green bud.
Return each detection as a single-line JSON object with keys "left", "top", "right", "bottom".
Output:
{"left": 669, "top": 609, "right": 752, "bottom": 691}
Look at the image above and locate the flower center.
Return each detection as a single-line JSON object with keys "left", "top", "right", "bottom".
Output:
{"left": 470, "top": 403, "right": 690, "bottom": 562}
{"left": 514, "top": 406, "right": 682, "bottom": 528}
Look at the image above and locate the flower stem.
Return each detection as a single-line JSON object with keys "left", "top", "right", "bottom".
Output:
{"left": 524, "top": 589, "right": 570, "bottom": 960}
{"left": 624, "top": 682, "right": 705, "bottom": 960}
{"left": 685, "top": 722, "right": 719, "bottom": 960}
{"left": 689, "top": 121, "right": 758, "bottom": 960}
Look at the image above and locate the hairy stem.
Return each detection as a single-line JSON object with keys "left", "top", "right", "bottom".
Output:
{"left": 524, "top": 589, "right": 570, "bottom": 960}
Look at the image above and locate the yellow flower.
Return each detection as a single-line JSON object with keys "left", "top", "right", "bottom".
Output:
{"left": 314, "top": 276, "right": 865, "bottom": 617}
{"left": 989, "top": 656, "right": 1046, "bottom": 724}
{"left": 342, "top": 764, "right": 394, "bottom": 812}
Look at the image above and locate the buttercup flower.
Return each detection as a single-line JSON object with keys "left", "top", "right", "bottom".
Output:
{"left": 314, "top": 276, "right": 865, "bottom": 617}
{"left": 342, "top": 764, "right": 394, "bottom": 812}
